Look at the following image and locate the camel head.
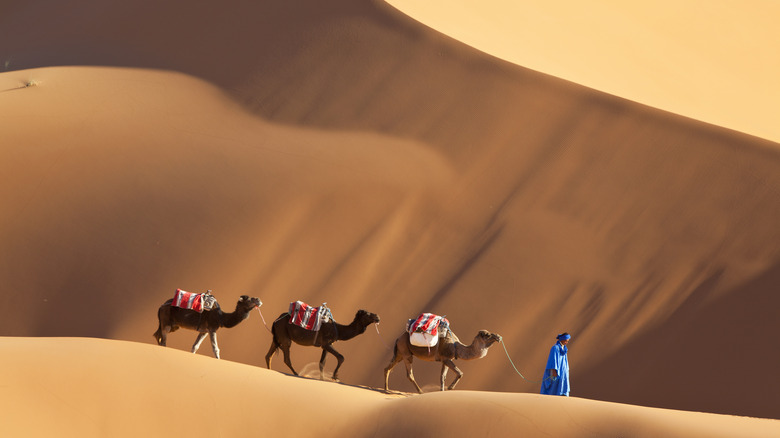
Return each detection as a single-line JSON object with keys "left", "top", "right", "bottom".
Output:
{"left": 355, "top": 309, "right": 380, "bottom": 327}
{"left": 477, "top": 330, "right": 502, "bottom": 347}
{"left": 238, "top": 295, "right": 262, "bottom": 311}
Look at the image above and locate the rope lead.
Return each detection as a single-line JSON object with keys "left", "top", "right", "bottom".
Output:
{"left": 256, "top": 307, "right": 273, "bottom": 333}
{"left": 374, "top": 322, "right": 394, "bottom": 350}
{"left": 500, "top": 339, "right": 550, "bottom": 384}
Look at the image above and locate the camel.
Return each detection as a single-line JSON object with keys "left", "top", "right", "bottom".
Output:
{"left": 153, "top": 294, "right": 262, "bottom": 359}
{"left": 265, "top": 308, "right": 380, "bottom": 381}
{"left": 384, "top": 329, "right": 502, "bottom": 393}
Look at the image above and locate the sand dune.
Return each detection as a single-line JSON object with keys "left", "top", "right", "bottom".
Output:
{"left": 3, "top": 337, "right": 779, "bottom": 438}
{"left": 1, "top": 0, "right": 780, "bottom": 433}
{"left": 386, "top": 0, "right": 780, "bottom": 144}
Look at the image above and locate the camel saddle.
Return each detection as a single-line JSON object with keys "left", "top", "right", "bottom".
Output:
{"left": 288, "top": 300, "right": 330, "bottom": 331}
{"left": 407, "top": 313, "right": 450, "bottom": 347}
{"left": 172, "top": 289, "right": 217, "bottom": 313}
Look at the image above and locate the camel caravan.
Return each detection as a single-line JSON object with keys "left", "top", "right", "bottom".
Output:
{"left": 154, "top": 290, "right": 502, "bottom": 393}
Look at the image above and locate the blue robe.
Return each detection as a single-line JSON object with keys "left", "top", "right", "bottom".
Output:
{"left": 540, "top": 341, "right": 569, "bottom": 396}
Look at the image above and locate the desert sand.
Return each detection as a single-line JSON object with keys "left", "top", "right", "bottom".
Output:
{"left": 386, "top": 0, "right": 780, "bottom": 144}
{"left": 3, "top": 337, "right": 780, "bottom": 437}
{"left": 1, "top": 0, "right": 779, "bottom": 436}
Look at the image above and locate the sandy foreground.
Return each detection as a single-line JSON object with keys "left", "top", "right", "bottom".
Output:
{"left": 2, "top": 0, "right": 780, "bottom": 435}
{"left": 2, "top": 337, "right": 779, "bottom": 438}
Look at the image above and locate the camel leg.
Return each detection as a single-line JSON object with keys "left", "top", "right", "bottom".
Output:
{"left": 403, "top": 358, "right": 423, "bottom": 394}
{"left": 440, "top": 361, "right": 449, "bottom": 391}
{"left": 318, "top": 348, "right": 328, "bottom": 380}
{"left": 155, "top": 306, "right": 169, "bottom": 346}
{"left": 191, "top": 332, "right": 208, "bottom": 353}
{"left": 155, "top": 325, "right": 171, "bottom": 346}
{"left": 323, "top": 344, "right": 344, "bottom": 382}
{"left": 442, "top": 358, "right": 463, "bottom": 390}
{"left": 160, "top": 326, "right": 170, "bottom": 346}
{"left": 209, "top": 331, "right": 220, "bottom": 359}
{"left": 383, "top": 348, "right": 404, "bottom": 391}
{"left": 265, "top": 339, "right": 279, "bottom": 369}
{"left": 280, "top": 344, "right": 299, "bottom": 376}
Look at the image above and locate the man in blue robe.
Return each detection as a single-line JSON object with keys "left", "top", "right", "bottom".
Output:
{"left": 540, "top": 332, "right": 571, "bottom": 396}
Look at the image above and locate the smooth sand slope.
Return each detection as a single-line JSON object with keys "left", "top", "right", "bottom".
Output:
{"left": 2, "top": 0, "right": 780, "bottom": 429}
{"left": 3, "top": 337, "right": 779, "bottom": 438}
{"left": 386, "top": 0, "right": 780, "bottom": 144}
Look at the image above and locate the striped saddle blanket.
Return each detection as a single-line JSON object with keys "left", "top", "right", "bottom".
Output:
{"left": 288, "top": 301, "right": 330, "bottom": 331}
{"left": 407, "top": 313, "right": 450, "bottom": 347}
{"left": 172, "top": 289, "right": 217, "bottom": 313}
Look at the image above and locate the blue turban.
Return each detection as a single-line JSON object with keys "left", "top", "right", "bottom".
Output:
{"left": 556, "top": 333, "right": 571, "bottom": 341}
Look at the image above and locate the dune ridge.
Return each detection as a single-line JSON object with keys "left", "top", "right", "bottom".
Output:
{"left": 1, "top": 0, "right": 780, "bottom": 431}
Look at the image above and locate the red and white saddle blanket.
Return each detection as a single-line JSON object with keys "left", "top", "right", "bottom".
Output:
{"left": 288, "top": 301, "right": 330, "bottom": 331}
{"left": 407, "top": 313, "right": 450, "bottom": 347}
{"left": 172, "top": 289, "right": 217, "bottom": 313}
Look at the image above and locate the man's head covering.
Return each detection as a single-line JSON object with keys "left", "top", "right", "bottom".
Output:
{"left": 556, "top": 333, "right": 571, "bottom": 341}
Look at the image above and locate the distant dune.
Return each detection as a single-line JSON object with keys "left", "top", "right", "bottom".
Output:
{"left": 1, "top": 0, "right": 779, "bottom": 434}
{"left": 386, "top": 0, "right": 780, "bottom": 144}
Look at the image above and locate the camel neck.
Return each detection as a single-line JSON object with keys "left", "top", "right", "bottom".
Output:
{"left": 333, "top": 319, "right": 367, "bottom": 341}
{"left": 221, "top": 306, "right": 251, "bottom": 328}
{"left": 454, "top": 338, "right": 488, "bottom": 361}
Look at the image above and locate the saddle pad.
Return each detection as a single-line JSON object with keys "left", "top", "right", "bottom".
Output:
{"left": 410, "top": 331, "right": 439, "bottom": 348}
{"left": 172, "top": 289, "right": 215, "bottom": 313}
{"left": 407, "top": 313, "right": 449, "bottom": 337}
{"left": 289, "top": 301, "right": 327, "bottom": 331}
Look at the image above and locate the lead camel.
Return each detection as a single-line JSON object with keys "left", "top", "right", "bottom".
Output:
{"left": 384, "top": 329, "right": 502, "bottom": 393}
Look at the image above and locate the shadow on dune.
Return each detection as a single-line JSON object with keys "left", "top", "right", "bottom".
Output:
{"left": 577, "top": 261, "right": 780, "bottom": 419}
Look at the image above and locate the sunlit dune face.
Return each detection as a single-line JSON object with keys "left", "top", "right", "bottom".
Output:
{"left": 385, "top": 0, "right": 780, "bottom": 143}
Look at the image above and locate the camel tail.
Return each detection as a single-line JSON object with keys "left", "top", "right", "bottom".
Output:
{"left": 154, "top": 301, "right": 172, "bottom": 345}
{"left": 269, "top": 312, "right": 289, "bottom": 347}
{"left": 390, "top": 340, "right": 398, "bottom": 362}
{"left": 269, "top": 319, "right": 281, "bottom": 353}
